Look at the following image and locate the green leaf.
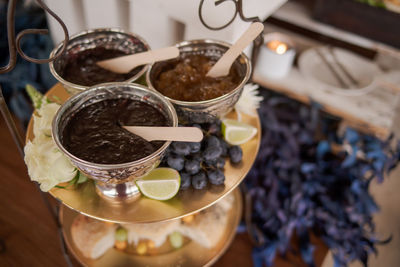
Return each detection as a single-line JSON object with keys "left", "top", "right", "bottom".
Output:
{"left": 25, "top": 84, "right": 44, "bottom": 109}
{"left": 77, "top": 172, "right": 88, "bottom": 184}
{"left": 68, "top": 172, "right": 80, "bottom": 186}
{"left": 54, "top": 171, "right": 88, "bottom": 190}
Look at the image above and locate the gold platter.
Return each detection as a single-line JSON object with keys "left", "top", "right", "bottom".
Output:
{"left": 60, "top": 189, "right": 243, "bottom": 267}
{"left": 26, "top": 83, "right": 260, "bottom": 223}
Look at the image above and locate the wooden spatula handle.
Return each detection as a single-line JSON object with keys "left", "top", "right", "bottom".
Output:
{"left": 123, "top": 126, "right": 203, "bottom": 142}
{"left": 206, "top": 22, "right": 264, "bottom": 78}
{"left": 96, "top": 46, "right": 179, "bottom": 74}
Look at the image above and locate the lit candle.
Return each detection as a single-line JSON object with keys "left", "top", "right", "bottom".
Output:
{"left": 255, "top": 33, "right": 296, "bottom": 79}
{"left": 266, "top": 40, "right": 289, "bottom": 55}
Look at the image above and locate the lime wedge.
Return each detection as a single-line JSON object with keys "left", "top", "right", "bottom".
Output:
{"left": 136, "top": 168, "right": 180, "bottom": 201}
{"left": 222, "top": 119, "right": 257, "bottom": 145}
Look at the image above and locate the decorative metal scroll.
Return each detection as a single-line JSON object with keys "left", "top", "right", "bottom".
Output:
{"left": 198, "top": 0, "right": 261, "bottom": 30}
{"left": 0, "top": 0, "right": 69, "bottom": 74}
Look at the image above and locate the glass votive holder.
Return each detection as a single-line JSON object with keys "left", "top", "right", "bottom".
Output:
{"left": 256, "top": 32, "right": 296, "bottom": 79}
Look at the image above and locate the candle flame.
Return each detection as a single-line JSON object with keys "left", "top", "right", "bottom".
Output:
{"left": 266, "top": 40, "right": 288, "bottom": 55}
{"left": 276, "top": 43, "right": 288, "bottom": 55}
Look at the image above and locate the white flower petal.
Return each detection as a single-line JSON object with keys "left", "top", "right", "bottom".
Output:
{"left": 235, "top": 84, "right": 263, "bottom": 117}
{"left": 33, "top": 102, "right": 60, "bottom": 138}
{"left": 24, "top": 101, "right": 77, "bottom": 192}
{"left": 39, "top": 178, "right": 59, "bottom": 192}
{"left": 24, "top": 141, "right": 42, "bottom": 180}
{"left": 49, "top": 155, "right": 77, "bottom": 183}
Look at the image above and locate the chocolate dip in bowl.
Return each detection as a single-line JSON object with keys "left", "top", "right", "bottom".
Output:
{"left": 52, "top": 83, "right": 178, "bottom": 200}
{"left": 49, "top": 28, "right": 150, "bottom": 95}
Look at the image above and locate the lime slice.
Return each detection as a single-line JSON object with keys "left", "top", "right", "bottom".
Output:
{"left": 136, "top": 168, "right": 180, "bottom": 201}
{"left": 222, "top": 119, "right": 257, "bottom": 145}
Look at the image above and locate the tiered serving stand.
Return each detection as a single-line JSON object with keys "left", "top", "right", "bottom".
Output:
{"left": 26, "top": 83, "right": 261, "bottom": 266}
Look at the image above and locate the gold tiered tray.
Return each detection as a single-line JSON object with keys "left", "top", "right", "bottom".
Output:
{"left": 26, "top": 83, "right": 261, "bottom": 223}
{"left": 60, "top": 188, "right": 243, "bottom": 267}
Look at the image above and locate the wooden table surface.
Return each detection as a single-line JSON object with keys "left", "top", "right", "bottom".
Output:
{"left": 0, "top": 115, "right": 327, "bottom": 267}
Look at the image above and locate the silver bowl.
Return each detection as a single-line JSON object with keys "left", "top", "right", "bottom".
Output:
{"left": 52, "top": 83, "right": 178, "bottom": 200}
{"left": 146, "top": 39, "right": 251, "bottom": 123}
{"left": 49, "top": 28, "right": 150, "bottom": 95}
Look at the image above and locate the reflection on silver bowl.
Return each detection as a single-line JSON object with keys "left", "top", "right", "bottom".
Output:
{"left": 146, "top": 39, "right": 251, "bottom": 123}
{"left": 49, "top": 28, "right": 150, "bottom": 95}
{"left": 52, "top": 83, "right": 178, "bottom": 200}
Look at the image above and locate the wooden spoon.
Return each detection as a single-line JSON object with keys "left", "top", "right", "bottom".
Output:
{"left": 96, "top": 46, "right": 180, "bottom": 74}
{"left": 206, "top": 22, "right": 264, "bottom": 78}
{"left": 122, "top": 126, "right": 203, "bottom": 142}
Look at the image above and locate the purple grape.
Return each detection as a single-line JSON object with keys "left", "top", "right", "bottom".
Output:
{"left": 192, "top": 171, "right": 207, "bottom": 189}
{"left": 219, "top": 139, "right": 229, "bottom": 157}
{"left": 229, "top": 146, "right": 243, "bottom": 164}
{"left": 206, "top": 136, "right": 220, "bottom": 148}
{"left": 203, "top": 146, "right": 223, "bottom": 162}
{"left": 207, "top": 123, "right": 221, "bottom": 135}
{"left": 204, "top": 158, "right": 218, "bottom": 167}
{"left": 171, "top": 142, "right": 191, "bottom": 156}
{"left": 216, "top": 157, "right": 226, "bottom": 169}
{"left": 185, "top": 159, "right": 201, "bottom": 175}
{"left": 207, "top": 169, "right": 225, "bottom": 185}
{"left": 161, "top": 121, "right": 229, "bottom": 190}
{"left": 180, "top": 172, "right": 191, "bottom": 190}
{"left": 167, "top": 154, "right": 185, "bottom": 171}
{"left": 188, "top": 142, "right": 201, "bottom": 153}
{"left": 190, "top": 151, "right": 203, "bottom": 161}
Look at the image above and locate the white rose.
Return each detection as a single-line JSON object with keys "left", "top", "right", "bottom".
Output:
{"left": 33, "top": 102, "right": 60, "bottom": 138}
{"left": 25, "top": 101, "right": 77, "bottom": 192}
{"left": 48, "top": 152, "right": 77, "bottom": 183}
{"left": 24, "top": 137, "right": 77, "bottom": 192}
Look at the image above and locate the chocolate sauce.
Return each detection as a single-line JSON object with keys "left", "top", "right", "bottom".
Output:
{"left": 61, "top": 47, "right": 144, "bottom": 86}
{"left": 62, "top": 98, "right": 168, "bottom": 164}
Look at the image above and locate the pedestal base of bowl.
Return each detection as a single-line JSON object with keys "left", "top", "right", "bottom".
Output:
{"left": 95, "top": 180, "right": 141, "bottom": 202}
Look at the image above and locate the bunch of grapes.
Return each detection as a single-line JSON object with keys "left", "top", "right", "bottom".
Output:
{"left": 161, "top": 120, "right": 243, "bottom": 190}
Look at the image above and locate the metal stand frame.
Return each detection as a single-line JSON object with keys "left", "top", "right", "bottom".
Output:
{"left": 0, "top": 0, "right": 72, "bottom": 264}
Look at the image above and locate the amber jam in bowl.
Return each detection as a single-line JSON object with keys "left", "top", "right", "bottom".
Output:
{"left": 52, "top": 83, "right": 178, "bottom": 200}
{"left": 146, "top": 39, "right": 251, "bottom": 123}
{"left": 49, "top": 28, "right": 150, "bottom": 95}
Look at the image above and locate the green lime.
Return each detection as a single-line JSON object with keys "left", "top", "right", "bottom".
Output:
{"left": 169, "top": 231, "right": 183, "bottom": 249}
{"left": 136, "top": 168, "right": 180, "bottom": 201}
{"left": 221, "top": 119, "right": 257, "bottom": 145}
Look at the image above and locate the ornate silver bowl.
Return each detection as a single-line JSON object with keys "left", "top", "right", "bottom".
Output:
{"left": 49, "top": 28, "right": 150, "bottom": 95}
{"left": 52, "top": 83, "right": 178, "bottom": 200}
{"left": 146, "top": 39, "right": 251, "bottom": 123}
